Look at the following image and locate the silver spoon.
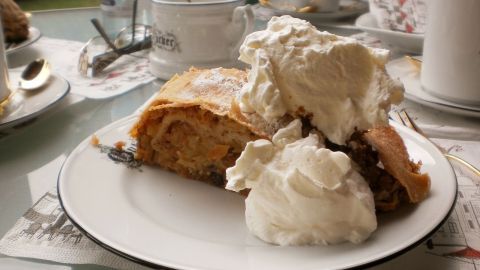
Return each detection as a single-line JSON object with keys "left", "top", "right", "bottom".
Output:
{"left": 18, "top": 58, "right": 51, "bottom": 91}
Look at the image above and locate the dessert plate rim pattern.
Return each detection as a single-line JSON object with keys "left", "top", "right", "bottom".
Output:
{"left": 355, "top": 13, "right": 424, "bottom": 54}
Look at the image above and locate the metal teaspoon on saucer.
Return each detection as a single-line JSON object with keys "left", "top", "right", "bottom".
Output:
{"left": 18, "top": 58, "right": 51, "bottom": 91}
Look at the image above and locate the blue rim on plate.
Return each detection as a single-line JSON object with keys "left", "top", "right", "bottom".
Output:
{"left": 57, "top": 182, "right": 457, "bottom": 270}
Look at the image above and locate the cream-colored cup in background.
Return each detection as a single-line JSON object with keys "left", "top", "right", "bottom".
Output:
{"left": 0, "top": 22, "right": 12, "bottom": 104}
{"left": 149, "top": 0, "right": 254, "bottom": 80}
{"left": 421, "top": 0, "right": 480, "bottom": 105}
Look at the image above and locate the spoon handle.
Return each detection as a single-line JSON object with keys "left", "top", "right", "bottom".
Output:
{"left": 90, "top": 18, "right": 118, "bottom": 51}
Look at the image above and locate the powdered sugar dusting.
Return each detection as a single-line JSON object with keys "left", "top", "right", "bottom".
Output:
{"left": 193, "top": 68, "right": 241, "bottom": 91}
{"left": 177, "top": 68, "right": 244, "bottom": 109}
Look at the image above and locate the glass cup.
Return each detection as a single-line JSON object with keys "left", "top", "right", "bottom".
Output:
{"left": 78, "top": 24, "right": 152, "bottom": 77}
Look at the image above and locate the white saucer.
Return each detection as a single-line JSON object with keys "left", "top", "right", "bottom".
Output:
{"left": 0, "top": 72, "right": 70, "bottom": 130}
{"left": 386, "top": 57, "right": 480, "bottom": 118}
{"left": 260, "top": 0, "right": 368, "bottom": 22}
{"left": 5, "top": 27, "right": 42, "bottom": 55}
{"left": 355, "top": 13, "right": 424, "bottom": 54}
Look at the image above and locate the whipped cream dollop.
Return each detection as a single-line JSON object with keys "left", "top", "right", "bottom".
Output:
{"left": 226, "top": 120, "right": 377, "bottom": 246}
{"left": 237, "top": 16, "right": 404, "bottom": 145}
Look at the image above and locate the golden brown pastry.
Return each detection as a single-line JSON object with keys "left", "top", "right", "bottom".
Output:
{"left": 131, "top": 68, "right": 284, "bottom": 186}
{"left": 363, "top": 126, "right": 431, "bottom": 204}
{"left": 131, "top": 67, "right": 430, "bottom": 211}
{"left": 0, "top": 0, "right": 29, "bottom": 43}
{"left": 332, "top": 127, "right": 431, "bottom": 211}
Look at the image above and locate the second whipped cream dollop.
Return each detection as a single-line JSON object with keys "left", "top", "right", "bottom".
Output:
{"left": 226, "top": 120, "right": 377, "bottom": 246}
{"left": 237, "top": 16, "right": 404, "bottom": 145}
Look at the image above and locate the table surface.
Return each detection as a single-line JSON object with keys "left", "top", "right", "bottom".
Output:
{"left": 1, "top": 7, "right": 479, "bottom": 270}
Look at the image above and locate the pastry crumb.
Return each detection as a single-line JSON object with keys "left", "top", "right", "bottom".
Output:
{"left": 114, "top": 141, "right": 126, "bottom": 151}
{"left": 90, "top": 134, "right": 100, "bottom": 146}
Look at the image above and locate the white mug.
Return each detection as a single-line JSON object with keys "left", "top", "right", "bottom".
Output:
{"left": 0, "top": 22, "right": 12, "bottom": 104}
{"left": 421, "top": 0, "right": 480, "bottom": 105}
{"left": 149, "top": 0, "right": 254, "bottom": 80}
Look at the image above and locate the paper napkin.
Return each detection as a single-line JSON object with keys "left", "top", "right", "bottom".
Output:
{"left": 0, "top": 188, "right": 150, "bottom": 270}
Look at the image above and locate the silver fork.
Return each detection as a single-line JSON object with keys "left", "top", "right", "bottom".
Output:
{"left": 392, "top": 109, "right": 480, "bottom": 178}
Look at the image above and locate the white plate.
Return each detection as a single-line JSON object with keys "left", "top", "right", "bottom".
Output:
{"left": 5, "top": 27, "right": 42, "bottom": 55}
{"left": 386, "top": 57, "right": 480, "bottom": 118}
{"left": 58, "top": 115, "right": 457, "bottom": 270}
{"left": 261, "top": 0, "right": 368, "bottom": 22}
{"left": 355, "top": 13, "right": 424, "bottom": 54}
{"left": 0, "top": 72, "right": 70, "bottom": 130}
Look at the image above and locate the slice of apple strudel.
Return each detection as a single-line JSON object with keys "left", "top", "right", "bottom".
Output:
{"left": 130, "top": 68, "right": 284, "bottom": 187}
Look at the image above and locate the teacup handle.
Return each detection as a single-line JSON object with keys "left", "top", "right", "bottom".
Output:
{"left": 231, "top": 5, "right": 254, "bottom": 58}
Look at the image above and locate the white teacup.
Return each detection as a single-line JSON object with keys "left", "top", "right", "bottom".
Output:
{"left": 149, "top": 0, "right": 254, "bottom": 80}
{"left": 0, "top": 23, "right": 12, "bottom": 104}
{"left": 421, "top": 0, "right": 480, "bottom": 105}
